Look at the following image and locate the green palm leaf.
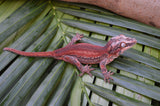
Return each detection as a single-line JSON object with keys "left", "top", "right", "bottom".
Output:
{"left": 0, "top": 1, "right": 160, "bottom": 106}
{"left": 85, "top": 82, "right": 151, "bottom": 106}
{"left": 0, "top": 0, "right": 47, "bottom": 43}
{"left": 26, "top": 61, "right": 66, "bottom": 106}
{"left": 62, "top": 19, "right": 160, "bottom": 50}
{"left": 0, "top": 10, "right": 53, "bottom": 71}
{"left": 56, "top": 6, "right": 160, "bottom": 37}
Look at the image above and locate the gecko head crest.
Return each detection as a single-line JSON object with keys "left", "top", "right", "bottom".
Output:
{"left": 106, "top": 35, "right": 137, "bottom": 55}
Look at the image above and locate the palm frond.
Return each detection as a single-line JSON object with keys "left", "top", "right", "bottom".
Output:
{"left": 0, "top": 1, "right": 160, "bottom": 106}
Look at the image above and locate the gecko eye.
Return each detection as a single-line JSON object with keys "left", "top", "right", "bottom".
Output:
{"left": 120, "top": 42, "right": 126, "bottom": 47}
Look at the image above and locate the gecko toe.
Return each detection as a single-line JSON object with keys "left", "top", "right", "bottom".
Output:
{"left": 103, "top": 71, "right": 114, "bottom": 83}
{"left": 75, "top": 33, "right": 84, "bottom": 40}
{"left": 85, "top": 72, "right": 93, "bottom": 77}
{"left": 79, "top": 65, "right": 94, "bottom": 77}
{"left": 79, "top": 72, "right": 84, "bottom": 77}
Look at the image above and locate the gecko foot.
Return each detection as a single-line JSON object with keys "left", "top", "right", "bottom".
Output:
{"left": 79, "top": 65, "right": 94, "bottom": 77}
{"left": 103, "top": 71, "right": 114, "bottom": 83}
{"left": 73, "top": 33, "right": 83, "bottom": 42}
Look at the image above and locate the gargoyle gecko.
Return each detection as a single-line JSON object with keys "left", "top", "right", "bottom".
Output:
{"left": 4, "top": 33, "right": 137, "bottom": 83}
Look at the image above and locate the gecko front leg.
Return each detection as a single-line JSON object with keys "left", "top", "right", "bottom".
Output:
{"left": 100, "top": 58, "right": 114, "bottom": 83}
{"left": 66, "top": 33, "right": 83, "bottom": 47}
{"left": 62, "top": 55, "right": 94, "bottom": 77}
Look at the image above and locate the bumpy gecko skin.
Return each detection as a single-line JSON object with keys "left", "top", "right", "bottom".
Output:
{"left": 3, "top": 33, "right": 137, "bottom": 83}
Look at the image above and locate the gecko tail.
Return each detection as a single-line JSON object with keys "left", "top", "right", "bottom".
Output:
{"left": 3, "top": 47, "right": 55, "bottom": 57}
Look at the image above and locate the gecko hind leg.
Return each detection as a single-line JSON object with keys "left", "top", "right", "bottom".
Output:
{"left": 79, "top": 64, "right": 94, "bottom": 77}
{"left": 63, "top": 55, "right": 94, "bottom": 77}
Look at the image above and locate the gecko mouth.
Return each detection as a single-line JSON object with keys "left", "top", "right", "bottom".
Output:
{"left": 127, "top": 42, "right": 136, "bottom": 46}
{"left": 127, "top": 39, "right": 137, "bottom": 46}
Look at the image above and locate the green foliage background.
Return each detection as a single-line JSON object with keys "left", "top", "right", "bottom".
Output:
{"left": 0, "top": 0, "right": 160, "bottom": 106}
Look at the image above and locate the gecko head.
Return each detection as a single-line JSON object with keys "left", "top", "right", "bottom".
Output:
{"left": 106, "top": 35, "right": 137, "bottom": 55}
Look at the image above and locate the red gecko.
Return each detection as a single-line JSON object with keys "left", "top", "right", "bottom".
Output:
{"left": 3, "top": 33, "right": 137, "bottom": 83}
